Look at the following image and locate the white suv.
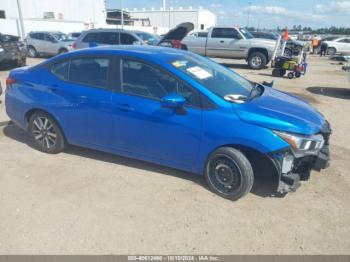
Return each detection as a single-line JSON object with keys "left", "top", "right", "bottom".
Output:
{"left": 324, "top": 37, "right": 350, "bottom": 55}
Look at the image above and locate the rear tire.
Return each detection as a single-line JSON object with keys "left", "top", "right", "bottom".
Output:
{"left": 28, "top": 112, "right": 65, "bottom": 154}
{"left": 248, "top": 52, "right": 267, "bottom": 70}
{"left": 205, "top": 147, "right": 254, "bottom": 201}
{"left": 28, "top": 46, "right": 37, "bottom": 58}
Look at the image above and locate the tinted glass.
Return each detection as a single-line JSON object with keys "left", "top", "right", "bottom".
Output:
{"left": 82, "top": 32, "right": 99, "bottom": 43}
{"left": 120, "top": 33, "right": 137, "bottom": 44}
{"left": 36, "top": 33, "right": 45, "bottom": 40}
{"left": 212, "top": 28, "right": 240, "bottom": 39}
{"left": 44, "top": 34, "right": 55, "bottom": 42}
{"left": 51, "top": 60, "right": 69, "bottom": 80}
{"left": 69, "top": 57, "right": 109, "bottom": 88}
{"left": 98, "top": 32, "right": 119, "bottom": 44}
{"left": 198, "top": 32, "right": 208, "bottom": 38}
{"left": 122, "top": 59, "right": 200, "bottom": 107}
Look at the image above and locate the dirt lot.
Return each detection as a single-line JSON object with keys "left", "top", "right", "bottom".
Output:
{"left": 0, "top": 56, "right": 349, "bottom": 254}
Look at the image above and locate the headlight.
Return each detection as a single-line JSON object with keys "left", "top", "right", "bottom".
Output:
{"left": 0, "top": 47, "right": 4, "bottom": 52}
{"left": 273, "top": 130, "right": 324, "bottom": 156}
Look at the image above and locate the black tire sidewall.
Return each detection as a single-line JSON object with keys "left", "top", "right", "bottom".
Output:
{"left": 29, "top": 112, "right": 65, "bottom": 154}
{"left": 248, "top": 52, "right": 267, "bottom": 70}
{"left": 327, "top": 47, "right": 336, "bottom": 56}
{"left": 28, "top": 46, "right": 37, "bottom": 58}
{"left": 205, "top": 147, "right": 254, "bottom": 200}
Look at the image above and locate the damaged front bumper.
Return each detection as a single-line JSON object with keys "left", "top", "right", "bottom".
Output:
{"left": 271, "top": 121, "right": 331, "bottom": 193}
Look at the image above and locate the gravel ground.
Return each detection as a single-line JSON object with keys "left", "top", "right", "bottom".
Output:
{"left": 0, "top": 55, "right": 349, "bottom": 254}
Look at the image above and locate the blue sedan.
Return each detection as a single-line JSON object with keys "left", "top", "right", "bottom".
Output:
{"left": 5, "top": 46, "right": 331, "bottom": 200}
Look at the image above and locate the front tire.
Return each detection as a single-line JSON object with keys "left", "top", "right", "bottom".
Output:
{"left": 58, "top": 48, "right": 68, "bottom": 55}
{"left": 327, "top": 47, "right": 336, "bottom": 56}
{"left": 205, "top": 147, "right": 254, "bottom": 200}
{"left": 29, "top": 112, "right": 65, "bottom": 154}
{"left": 248, "top": 52, "right": 267, "bottom": 70}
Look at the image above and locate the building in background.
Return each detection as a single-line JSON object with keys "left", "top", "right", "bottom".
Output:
{"left": 0, "top": 0, "right": 107, "bottom": 37}
{"left": 125, "top": 7, "right": 216, "bottom": 33}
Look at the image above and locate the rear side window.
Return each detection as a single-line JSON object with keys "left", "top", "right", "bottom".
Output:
{"left": 120, "top": 33, "right": 137, "bottom": 44}
{"left": 82, "top": 32, "right": 99, "bottom": 43}
{"left": 83, "top": 32, "right": 120, "bottom": 45}
{"left": 198, "top": 32, "right": 208, "bottom": 38}
{"left": 98, "top": 32, "right": 119, "bottom": 44}
{"left": 51, "top": 60, "right": 69, "bottom": 80}
{"left": 69, "top": 57, "right": 109, "bottom": 88}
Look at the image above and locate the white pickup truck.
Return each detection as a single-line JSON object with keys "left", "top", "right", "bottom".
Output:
{"left": 182, "top": 26, "right": 277, "bottom": 69}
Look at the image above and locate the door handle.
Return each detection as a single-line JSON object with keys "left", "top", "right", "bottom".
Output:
{"left": 48, "top": 84, "right": 59, "bottom": 93}
{"left": 220, "top": 40, "right": 225, "bottom": 43}
{"left": 116, "top": 104, "right": 135, "bottom": 112}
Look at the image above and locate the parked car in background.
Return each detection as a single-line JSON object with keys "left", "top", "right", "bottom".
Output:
{"left": 74, "top": 23, "right": 193, "bottom": 50}
{"left": 0, "top": 33, "right": 27, "bottom": 67}
{"left": 68, "top": 32, "right": 81, "bottom": 40}
{"left": 250, "top": 31, "right": 279, "bottom": 40}
{"left": 324, "top": 37, "right": 350, "bottom": 55}
{"left": 183, "top": 26, "right": 277, "bottom": 69}
{"left": 26, "top": 31, "right": 74, "bottom": 57}
{"left": 5, "top": 45, "right": 331, "bottom": 200}
{"left": 131, "top": 31, "right": 160, "bottom": 46}
{"left": 73, "top": 29, "right": 145, "bottom": 49}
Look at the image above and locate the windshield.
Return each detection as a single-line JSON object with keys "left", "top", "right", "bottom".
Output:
{"left": 135, "top": 32, "right": 160, "bottom": 46}
{"left": 239, "top": 28, "right": 254, "bottom": 39}
{"left": 170, "top": 54, "right": 255, "bottom": 99}
{"left": 52, "top": 33, "right": 72, "bottom": 41}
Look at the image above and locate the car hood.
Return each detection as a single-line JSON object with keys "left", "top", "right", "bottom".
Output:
{"left": 233, "top": 87, "right": 324, "bottom": 135}
{"left": 250, "top": 38, "right": 276, "bottom": 47}
{"left": 158, "top": 22, "right": 194, "bottom": 45}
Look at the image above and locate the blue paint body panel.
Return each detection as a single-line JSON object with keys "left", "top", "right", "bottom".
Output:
{"left": 5, "top": 46, "right": 326, "bottom": 175}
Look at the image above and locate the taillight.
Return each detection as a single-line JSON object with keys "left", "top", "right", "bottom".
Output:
{"left": 72, "top": 42, "right": 77, "bottom": 49}
{"left": 6, "top": 77, "right": 16, "bottom": 88}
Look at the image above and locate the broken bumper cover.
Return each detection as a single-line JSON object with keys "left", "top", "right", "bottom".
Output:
{"left": 272, "top": 121, "right": 331, "bottom": 193}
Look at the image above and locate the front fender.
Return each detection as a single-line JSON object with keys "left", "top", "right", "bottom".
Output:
{"left": 192, "top": 107, "right": 290, "bottom": 174}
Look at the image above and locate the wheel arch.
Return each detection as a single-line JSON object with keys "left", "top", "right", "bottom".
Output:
{"left": 247, "top": 47, "right": 269, "bottom": 61}
{"left": 203, "top": 144, "right": 280, "bottom": 191}
{"left": 25, "top": 108, "right": 67, "bottom": 142}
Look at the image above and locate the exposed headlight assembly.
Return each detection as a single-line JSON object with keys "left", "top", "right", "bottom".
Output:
{"left": 273, "top": 130, "right": 324, "bottom": 157}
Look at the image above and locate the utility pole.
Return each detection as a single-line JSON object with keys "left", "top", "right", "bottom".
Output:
{"left": 16, "top": 0, "right": 25, "bottom": 39}
{"left": 163, "top": 0, "right": 166, "bottom": 10}
{"left": 120, "top": 0, "right": 124, "bottom": 29}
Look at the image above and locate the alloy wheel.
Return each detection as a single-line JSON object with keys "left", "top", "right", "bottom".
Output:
{"left": 31, "top": 116, "right": 57, "bottom": 149}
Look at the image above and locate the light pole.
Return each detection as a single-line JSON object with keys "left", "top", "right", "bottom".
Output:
{"left": 16, "top": 0, "right": 25, "bottom": 39}
{"left": 120, "top": 0, "right": 124, "bottom": 29}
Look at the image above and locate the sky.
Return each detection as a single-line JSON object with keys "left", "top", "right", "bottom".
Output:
{"left": 105, "top": 0, "right": 350, "bottom": 29}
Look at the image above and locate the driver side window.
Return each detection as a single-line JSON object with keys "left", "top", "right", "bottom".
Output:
{"left": 121, "top": 59, "right": 201, "bottom": 107}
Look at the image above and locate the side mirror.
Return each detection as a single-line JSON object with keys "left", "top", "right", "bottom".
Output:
{"left": 161, "top": 93, "right": 186, "bottom": 109}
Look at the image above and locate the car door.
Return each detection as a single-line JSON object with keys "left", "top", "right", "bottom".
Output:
{"left": 43, "top": 33, "right": 57, "bottom": 55}
{"left": 110, "top": 58, "right": 202, "bottom": 169}
{"left": 33, "top": 33, "right": 46, "bottom": 53}
{"left": 47, "top": 56, "right": 114, "bottom": 148}
{"left": 338, "top": 38, "right": 350, "bottom": 53}
{"left": 206, "top": 28, "right": 244, "bottom": 58}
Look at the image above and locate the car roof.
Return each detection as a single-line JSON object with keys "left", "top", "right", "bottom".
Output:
{"left": 29, "top": 31, "right": 63, "bottom": 34}
{"left": 43, "top": 45, "right": 192, "bottom": 66}
{"left": 82, "top": 28, "right": 132, "bottom": 33}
